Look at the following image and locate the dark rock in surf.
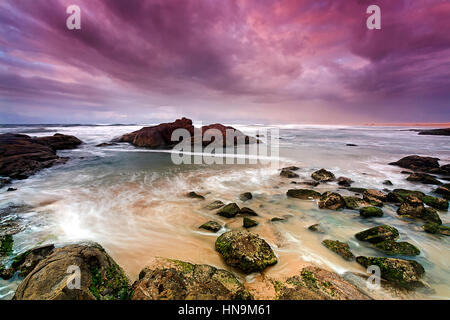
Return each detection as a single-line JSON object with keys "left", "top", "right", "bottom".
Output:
{"left": 239, "top": 192, "right": 253, "bottom": 201}
{"left": 205, "top": 200, "right": 225, "bottom": 210}
{"left": 311, "top": 169, "right": 335, "bottom": 182}
{"left": 199, "top": 221, "right": 221, "bottom": 233}
{"left": 397, "top": 196, "right": 442, "bottom": 224}
{"left": 187, "top": 192, "right": 205, "bottom": 200}
{"left": 355, "top": 225, "right": 399, "bottom": 244}
{"left": 318, "top": 192, "right": 345, "bottom": 210}
{"left": 337, "top": 177, "right": 353, "bottom": 187}
{"left": 243, "top": 217, "right": 258, "bottom": 228}
{"left": 287, "top": 189, "right": 321, "bottom": 200}
{"left": 217, "top": 203, "right": 240, "bottom": 218}
{"left": 238, "top": 207, "right": 258, "bottom": 216}
{"left": 359, "top": 206, "right": 383, "bottom": 218}
{"left": 422, "top": 222, "right": 450, "bottom": 236}
{"left": 373, "top": 240, "right": 420, "bottom": 256}
{"left": 435, "top": 183, "right": 450, "bottom": 200}
{"left": 389, "top": 155, "right": 440, "bottom": 171}
{"left": 406, "top": 173, "right": 442, "bottom": 185}
{"left": 322, "top": 240, "right": 355, "bottom": 261}
{"left": 417, "top": 128, "right": 450, "bottom": 136}
{"left": 280, "top": 169, "right": 299, "bottom": 178}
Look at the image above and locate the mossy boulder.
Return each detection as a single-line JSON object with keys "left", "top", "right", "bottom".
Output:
{"left": 13, "top": 242, "right": 131, "bottom": 300}
{"left": 217, "top": 203, "right": 240, "bottom": 218}
{"left": 355, "top": 225, "right": 399, "bottom": 244}
{"left": 397, "top": 196, "right": 442, "bottom": 224}
{"left": 199, "top": 221, "right": 221, "bottom": 233}
{"left": 322, "top": 240, "right": 355, "bottom": 261}
{"left": 421, "top": 195, "right": 448, "bottom": 210}
{"left": 435, "top": 184, "right": 450, "bottom": 200}
{"left": 0, "top": 234, "right": 13, "bottom": 256}
{"left": 387, "top": 189, "right": 425, "bottom": 203}
{"left": 383, "top": 180, "right": 393, "bottom": 186}
{"left": 337, "top": 177, "right": 353, "bottom": 187}
{"left": 347, "top": 187, "right": 367, "bottom": 194}
{"left": 406, "top": 173, "right": 442, "bottom": 185}
{"left": 187, "top": 191, "right": 205, "bottom": 200}
{"left": 287, "top": 189, "right": 321, "bottom": 200}
{"left": 215, "top": 231, "right": 277, "bottom": 274}
{"left": 359, "top": 206, "right": 383, "bottom": 218}
{"left": 311, "top": 169, "right": 335, "bottom": 182}
{"left": 343, "top": 196, "right": 367, "bottom": 209}
{"left": 7, "top": 244, "right": 55, "bottom": 278}
{"left": 205, "top": 200, "right": 225, "bottom": 210}
{"left": 239, "top": 192, "right": 253, "bottom": 201}
{"left": 280, "top": 169, "right": 299, "bottom": 178}
{"left": 363, "top": 189, "right": 387, "bottom": 206}
{"left": 318, "top": 192, "right": 345, "bottom": 210}
{"left": 423, "top": 222, "right": 450, "bottom": 236}
{"left": 238, "top": 207, "right": 258, "bottom": 216}
{"left": 373, "top": 241, "right": 420, "bottom": 256}
{"left": 132, "top": 258, "right": 252, "bottom": 300}
{"left": 243, "top": 217, "right": 258, "bottom": 228}
{"left": 356, "top": 256, "right": 425, "bottom": 289}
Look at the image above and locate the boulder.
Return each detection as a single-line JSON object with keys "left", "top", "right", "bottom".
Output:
{"left": 239, "top": 192, "right": 253, "bottom": 201}
{"left": 355, "top": 225, "right": 399, "bottom": 244}
{"left": 422, "top": 222, "right": 450, "bottom": 236}
{"left": 301, "top": 180, "right": 320, "bottom": 187}
{"left": 187, "top": 191, "right": 205, "bottom": 200}
{"left": 0, "top": 234, "right": 13, "bottom": 256}
{"left": 383, "top": 180, "right": 393, "bottom": 186}
{"left": 308, "top": 224, "right": 325, "bottom": 233}
{"left": 280, "top": 169, "right": 299, "bottom": 178}
{"left": 397, "top": 196, "right": 442, "bottom": 224}
{"left": 311, "top": 169, "right": 335, "bottom": 182}
{"left": 389, "top": 155, "right": 440, "bottom": 171}
{"left": 0, "top": 133, "right": 81, "bottom": 180}
{"left": 215, "top": 231, "right": 277, "bottom": 273}
{"left": 363, "top": 189, "right": 387, "bottom": 202}
{"left": 7, "top": 188, "right": 17, "bottom": 192}
{"left": 421, "top": 195, "right": 448, "bottom": 210}
{"left": 286, "top": 189, "right": 321, "bottom": 200}
{"left": 429, "top": 164, "right": 450, "bottom": 176}
{"left": 343, "top": 196, "right": 367, "bottom": 210}
{"left": 337, "top": 177, "right": 353, "bottom": 187}
{"left": 359, "top": 206, "right": 383, "bottom": 218}
{"left": 318, "top": 192, "right": 345, "bottom": 210}
{"left": 406, "top": 173, "right": 442, "bottom": 185}
{"left": 243, "top": 217, "right": 258, "bottom": 228}
{"left": 13, "top": 242, "right": 131, "bottom": 300}
{"left": 0, "top": 178, "right": 11, "bottom": 189}
{"left": 282, "top": 166, "right": 300, "bottom": 171}
{"left": 217, "top": 203, "right": 240, "bottom": 218}
{"left": 132, "top": 258, "right": 252, "bottom": 300}
{"left": 347, "top": 187, "right": 367, "bottom": 194}
{"left": 199, "top": 221, "right": 221, "bottom": 233}
{"left": 356, "top": 256, "right": 425, "bottom": 289}
{"left": 387, "top": 189, "right": 425, "bottom": 203}
{"left": 205, "top": 200, "right": 225, "bottom": 210}
{"left": 373, "top": 240, "right": 420, "bottom": 256}
{"left": 238, "top": 207, "right": 258, "bottom": 216}
{"left": 435, "top": 183, "right": 450, "bottom": 200}
{"left": 322, "top": 240, "right": 355, "bottom": 261}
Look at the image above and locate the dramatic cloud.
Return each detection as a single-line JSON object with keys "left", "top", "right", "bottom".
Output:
{"left": 0, "top": 0, "right": 449, "bottom": 124}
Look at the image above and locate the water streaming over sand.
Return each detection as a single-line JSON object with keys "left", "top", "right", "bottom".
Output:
{"left": 0, "top": 124, "right": 449, "bottom": 299}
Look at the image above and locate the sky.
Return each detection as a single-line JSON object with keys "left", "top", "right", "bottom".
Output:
{"left": 0, "top": 0, "right": 449, "bottom": 125}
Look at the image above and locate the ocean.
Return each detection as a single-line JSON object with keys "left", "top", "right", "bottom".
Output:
{"left": 0, "top": 124, "right": 449, "bottom": 299}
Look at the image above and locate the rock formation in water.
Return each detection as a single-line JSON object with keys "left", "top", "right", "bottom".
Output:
{"left": 417, "top": 128, "right": 450, "bottom": 136}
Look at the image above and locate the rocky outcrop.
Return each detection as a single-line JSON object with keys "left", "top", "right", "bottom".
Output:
{"left": 322, "top": 240, "right": 354, "bottom": 261}
{"left": 217, "top": 203, "right": 240, "bottom": 218}
{"left": 311, "top": 169, "right": 335, "bottom": 182}
{"left": 373, "top": 241, "right": 420, "bottom": 256}
{"left": 13, "top": 242, "right": 131, "bottom": 300}
{"left": 0, "top": 133, "right": 82, "bottom": 180}
{"left": 397, "top": 196, "right": 442, "bottom": 224}
{"left": 318, "top": 192, "right": 345, "bottom": 210}
{"left": 389, "top": 155, "right": 440, "bottom": 171}
{"left": 355, "top": 225, "right": 399, "bottom": 244}
{"left": 417, "top": 128, "right": 450, "bottom": 136}
{"left": 215, "top": 231, "right": 277, "bottom": 273}
{"left": 286, "top": 189, "right": 321, "bottom": 200}
{"left": 407, "top": 173, "right": 442, "bottom": 185}
{"left": 387, "top": 189, "right": 425, "bottom": 203}
{"left": 132, "top": 258, "right": 252, "bottom": 300}
{"left": 356, "top": 256, "right": 425, "bottom": 289}
{"left": 359, "top": 206, "right": 383, "bottom": 218}
{"left": 116, "top": 118, "right": 256, "bottom": 148}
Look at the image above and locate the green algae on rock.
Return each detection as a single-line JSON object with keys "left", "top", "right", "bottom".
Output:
{"left": 435, "top": 183, "right": 450, "bottom": 200}
{"left": 243, "top": 217, "right": 258, "bottom": 228}
{"left": 359, "top": 206, "right": 384, "bottom": 218}
{"left": 215, "top": 231, "right": 277, "bottom": 274}
{"left": 397, "top": 196, "right": 442, "bottom": 224}
{"left": 355, "top": 225, "right": 399, "bottom": 244}
{"left": 387, "top": 189, "right": 425, "bottom": 203}
{"left": 356, "top": 256, "right": 425, "bottom": 290}
{"left": 373, "top": 240, "right": 420, "bottom": 256}
{"left": 199, "top": 221, "right": 221, "bottom": 233}
{"left": 286, "top": 189, "right": 321, "bottom": 200}
{"left": 0, "top": 234, "right": 13, "bottom": 256}
{"left": 318, "top": 192, "right": 345, "bottom": 210}
{"left": 421, "top": 195, "right": 448, "bottom": 210}
{"left": 311, "top": 169, "right": 335, "bottom": 182}
{"left": 423, "top": 222, "right": 450, "bottom": 236}
{"left": 217, "top": 203, "right": 240, "bottom": 218}
{"left": 344, "top": 196, "right": 367, "bottom": 210}
{"left": 322, "top": 240, "right": 355, "bottom": 261}
{"left": 280, "top": 169, "right": 299, "bottom": 178}
{"left": 132, "top": 258, "right": 252, "bottom": 300}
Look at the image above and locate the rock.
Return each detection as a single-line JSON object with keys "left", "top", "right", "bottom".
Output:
{"left": 346, "top": 144, "right": 358, "bottom": 147}
{"left": 397, "top": 196, "right": 442, "bottom": 224}
{"left": 280, "top": 169, "right": 299, "bottom": 178}
{"left": 0, "top": 234, "right": 13, "bottom": 256}
{"left": 308, "top": 224, "right": 324, "bottom": 233}
{"left": 205, "top": 200, "right": 225, "bottom": 210}
{"left": 355, "top": 225, "right": 399, "bottom": 244}
{"left": 318, "top": 192, "right": 345, "bottom": 210}
{"left": 199, "top": 221, "right": 221, "bottom": 233}
{"left": 337, "top": 177, "right": 353, "bottom": 187}
{"left": 271, "top": 217, "right": 287, "bottom": 222}
{"left": 0, "top": 178, "right": 11, "bottom": 189}
{"left": 383, "top": 180, "right": 393, "bottom": 186}
{"left": 13, "top": 242, "right": 131, "bottom": 300}
{"left": 0, "top": 265, "right": 14, "bottom": 280}
{"left": 417, "top": 128, "right": 450, "bottom": 136}
{"left": 287, "top": 189, "right": 321, "bottom": 200}
{"left": 347, "top": 187, "right": 367, "bottom": 194}
{"left": 373, "top": 241, "right": 420, "bottom": 256}
{"left": 95, "top": 142, "right": 116, "bottom": 147}
{"left": 217, "top": 203, "right": 240, "bottom": 218}
{"left": 322, "top": 240, "right": 355, "bottom": 261}
{"left": 356, "top": 256, "right": 425, "bottom": 289}
{"left": 389, "top": 155, "right": 440, "bottom": 171}
{"left": 7, "top": 244, "right": 55, "bottom": 277}
{"left": 201, "top": 123, "right": 257, "bottom": 147}
{"left": 243, "top": 217, "right": 258, "bottom": 228}
{"left": 435, "top": 183, "right": 450, "bottom": 200}
{"left": 429, "top": 164, "right": 450, "bottom": 176}
{"left": 363, "top": 189, "right": 387, "bottom": 202}
{"left": 186, "top": 191, "right": 205, "bottom": 200}
{"left": 343, "top": 196, "right": 367, "bottom": 210}
{"left": 238, "top": 207, "right": 258, "bottom": 216}
{"left": 215, "top": 231, "right": 277, "bottom": 273}
{"left": 0, "top": 133, "right": 81, "bottom": 180}
{"left": 7, "top": 187, "right": 17, "bottom": 192}
{"left": 407, "top": 173, "right": 442, "bottom": 185}
{"left": 421, "top": 195, "right": 449, "bottom": 210}
{"left": 422, "top": 223, "right": 450, "bottom": 236}
{"left": 359, "top": 206, "right": 384, "bottom": 218}
{"left": 132, "top": 258, "right": 252, "bottom": 300}
{"left": 301, "top": 180, "right": 320, "bottom": 187}
{"left": 282, "top": 166, "right": 300, "bottom": 171}
{"left": 387, "top": 189, "right": 425, "bottom": 203}
{"left": 311, "top": 169, "right": 335, "bottom": 182}
{"left": 239, "top": 192, "right": 253, "bottom": 201}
